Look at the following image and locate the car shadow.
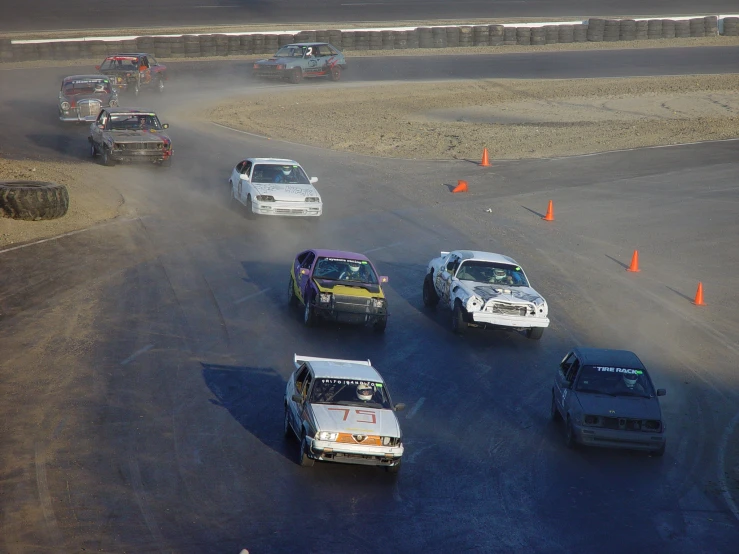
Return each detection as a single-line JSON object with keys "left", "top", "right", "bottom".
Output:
{"left": 605, "top": 254, "right": 629, "bottom": 270}
{"left": 665, "top": 285, "right": 694, "bottom": 303}
{"left": 521, "top": 204, "right": 546, "bottom": 219}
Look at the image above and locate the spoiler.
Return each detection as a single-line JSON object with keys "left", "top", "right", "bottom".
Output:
{"left": 441, "top": 251, "right": 450, "bottom": 256}
{"left": 294, "top": 354, "right": 372, "bottom": 369}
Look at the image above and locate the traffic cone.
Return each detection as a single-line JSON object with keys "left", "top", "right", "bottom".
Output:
{"left": 627, "top": 250, "right": 640, "bottom": 272}
{"left": 542, "top": 200, "right": 554, "bottom": 221}
{"left": 480, "top": 148, "right": 491, "bottom": 167}
{"left": 452, "top": 180, "right": 468, "bottom": 193}
{"left": 692, "top": 282, "right": 706, "bottom": 306}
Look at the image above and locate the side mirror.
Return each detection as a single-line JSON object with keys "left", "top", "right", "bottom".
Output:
{"left": 656, "top": 389, "right": 667, "bottom": 396}
{"left": 394, "top": 403, "right": 406, "bottom": 411}
{"left": 299, "top": 267, "right": 310, "bottom": 276}
{"left": 162, "top": 123, "right": 169, "bottom": 129}
{"left": 291, "top": 394, "right": 303, "bottom": 404}
{"left": 310, "top": 176, "right": 318, "bottom": 184}
{"left": 95, "top": 65, "right": 101, "bottom": 70}
{"left": 380, "top": 276, "right": 389, "bottom": 284}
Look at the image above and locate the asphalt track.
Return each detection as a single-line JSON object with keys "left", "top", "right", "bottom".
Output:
{"left": 3, "top": 0, "right": 739, "bottom": 32}
{"left": 1, "top": 48, "right": 739, "bottom": 552}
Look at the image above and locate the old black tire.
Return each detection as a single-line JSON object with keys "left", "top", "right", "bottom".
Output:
{"left": 527, "top": 327, "right": 544, "bottom": 340}
{"left": 0, "top": 181, "right": 69, "bottom": 221}
{"left": 550, "top": 393, "right": 562, "bottom": 421}
{"left": 330, "top": 65, "right": 341, "bottom": 81}
{"left": 652, "top": 443, "right": 666, "bottom": 457}
{"left": 452, "top": 301, "right": 467, "bottom": 335}
{"left": 245, "top": 195, "right": 256, "bottom": 220}
{"left": 101, "top": 147, "right": 114, "bottom": 166}
{"left": 298, "top": 433, "right": 314, "bottom": 467}
{"left": 422, "top": 274, "right": 439, "bottom": 307}
{"left": 373, "top": 316, "right": 387, "bottom": 333}
{"left": 287, "top": 276, "right": 298, "bottom": 308}
{"left": 386, "top": 460, "right": 401, "bottom": 474}
{"left": 288, "top": 67, "right": 303, "bottom": 84}
{"left": 564, "top": 418, "right": 577, "bottom": 449}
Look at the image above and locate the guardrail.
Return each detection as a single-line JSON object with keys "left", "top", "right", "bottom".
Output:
{"left": 1, "top": 16, "right": 737, "bottom": 64}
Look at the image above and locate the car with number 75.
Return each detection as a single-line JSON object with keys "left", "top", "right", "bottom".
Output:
{"left": 284, "top": 354, "right": 405, "bottom": 472}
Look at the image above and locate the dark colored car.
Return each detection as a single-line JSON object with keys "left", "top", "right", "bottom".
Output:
{"left": 96, "top": 53, "right": 167, "bottom": 96}
{"left": 88, "top": 107, "right": 172, "bottom": 166}
{"left": 253, "top": 42, "right": 347, "bottom": 84}
{"left": 550, "top": 347, "right": 667, "bottom": 455}
{"left": 287, "top": 249, "right": 389, "bottom": 332}
{"left": 58, "top": 75, "right": 119, "bottom": 122}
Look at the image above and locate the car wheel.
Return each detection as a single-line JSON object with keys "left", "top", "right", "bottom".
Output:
{"left": 298, "top": 433, "right": 314, "bottom": 467}
{"left": 386, "top": 459, "right": 401, "bottom": 474}
{"left": 329, "top": 65, "right": 341, "bottom": 81}
{"left": 527, "top": 327, "right": 544, "bottom": 340}
{"left": 303, "top": 297, "right": 316, "bottom": 327}
{"left": 452, "top": 301, "right": 467, "bottom": 335}
{"left": 564, "top": 417, "right": 577, "bottom": 449}
{"left": 101, "top": 147, "right": 113, "bottom": 166}
{"left": 550, "top": 393, "right": 562, "bottom": 422}
{"left": 158, "top": 157, "right": 172, "bottom": 168}
{"left": 283, "top": 407, "right": 292, "bottom": 438}
{"left": 373, "top": 316, "right": 387, "bottom": 333}
{"left": 422, "top": 274, "right": 439, "bottom": 308}
{"left": 89, "top": 141, "right": 97, "bottom": 157}
{"left": 245, "top": 195, "right": 256, "bottom": 220}
{"left": 652, "top": 443, "right": 666, "bottom": 457}
{"left": 131, "top": 83, "right": 140, "bottom": 97}
{"left": 287, "top": 276, "right": 298, "bottom": 308}
{"left": 157, "top": 78, "right": 164, "bottom": 93}
{"left": 288, "top": 67, "right": 303, "bottom": 84}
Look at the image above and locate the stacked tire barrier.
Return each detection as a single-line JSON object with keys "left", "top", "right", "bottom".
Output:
{"left": 1, "top": 15, "right": 736, "bottom": 63}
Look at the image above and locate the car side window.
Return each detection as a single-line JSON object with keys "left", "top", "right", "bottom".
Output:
{"left": 148, "top": 55, "right": 158, "bottom": 66}
{"left": 560, "top": 352, "right": 575, "bottom": 376}
{"left": 235, "top": 161, "right": 245, "bottom": 173}
{"left": 446, "top": 255, "right": 460, "bottom": 274}
{"left": 243, "top": 161, "right": 252, "bottom": 176}
{"left": 141, "top": 56, "right": 149, "bottom": 68}
{"left": 566, "top": 359, "right": 581, "bottom": 383}
{"left": 295, "top": 366, "right": 309, "bottom": 395}
{"left": 301, "top": 252, "right": 315, "bottom": 269}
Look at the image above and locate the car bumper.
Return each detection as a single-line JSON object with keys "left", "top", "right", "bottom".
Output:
{"left": 110, "top": 149, "right": 171, "bottom": 163}
{"left": 307, "top": 437, "right": 403, "bottom": 467}
{"left": 253, "top": 68, "right": 288, "bottom": 79}
{"left": 469, "top": 312, "right": 549, "bottom": 329}
{"left": 59, "top": 112, "right": 98, "bottom": 122}
{"left": 253, "top": 200, "right": 322, "bottom": 217}
{"left": 313, "top": 305, "right": 387, "bottom": 325}
{"left": 573, "top": 424, "right": 666, "bottom": 451}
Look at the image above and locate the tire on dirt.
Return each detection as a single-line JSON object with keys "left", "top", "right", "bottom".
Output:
{"left": 289, "top": 67, "right": 303, "bottom": 84}
{"left": 0, "top": 181, "right": 69, "bottom": 221}
{"left": 422, "top": 274, "right": 440, "bottom": 308}
{"left": 330, "top": 65, "right": 341, "bottom": 81}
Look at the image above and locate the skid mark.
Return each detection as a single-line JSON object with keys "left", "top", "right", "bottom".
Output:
{"left": 34, "top": 442, "right": 64, "bottom": 546}
{"left": 128, "top": 457, "right": 168, "bottom": 551}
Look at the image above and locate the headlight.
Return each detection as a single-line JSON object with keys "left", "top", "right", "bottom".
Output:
{"left": 372, "top": 298, "right": 385, "bottom": 308}
{"left": 305, "top": 197, "right": 320, "bottom": 203}
{"left": 60, "top": 101, "right": 70, "bottom": 110}
{"left": 317, "top": 431, "right": 338, "bottom": 441}
{"left": 381, "top": 437, "right": 400, "bottom": 446}
{"left": 643, "top": 420, "right": 662, "bottom": 432}
{"left": 583, "top": 415, "right": 600, "bottom": 426}
{"left": 466, "top": 295, "right": 483, "bottom": 311}
{"left": 255, "top": 195, "right": 275, "bottom": 202}
{"left": 319, "top": 292, "right": 332, "bottom": 304}
{"left": 253, "top": 63, "right": 259, "bottom": 69}
{"left": 276, "top": 64, "right": 285, "bottom": 70}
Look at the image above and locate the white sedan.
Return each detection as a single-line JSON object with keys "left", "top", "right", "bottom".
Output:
{"left": 229, "top": 157, "right": 322, "bottom": 218}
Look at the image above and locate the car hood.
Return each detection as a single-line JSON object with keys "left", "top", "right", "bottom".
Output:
{"left": 459, "top": 281, "right": 544, "bottom": 305}
{"left": 106, "top": 130, "right": 169, "bottom": 142}
{"left": 314, "top": 280, "right": 382, "bottom": 296}
{"left": 310, "top": 404, "right": 400, "bottom": 437}
{"left": 256, "top": 57, "right": 292, "bottom": 65}
{"left": 63, "top": 93, "right": 113, "bottom": 103}
{"left": 251, "top": 182, "right": 319, "bottom": 201}
{"left": 574, "top": 392, "right": 662, "bottom": 420}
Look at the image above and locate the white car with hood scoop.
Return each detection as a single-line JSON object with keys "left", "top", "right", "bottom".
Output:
{"left": 423, "top": 250, "right": 550, "bottom": 339}
{"left": 284, "top": 354, "right": 405, "bottom": 472}
{"left": 229, "top": 157, "right": 322, "bottom": 218}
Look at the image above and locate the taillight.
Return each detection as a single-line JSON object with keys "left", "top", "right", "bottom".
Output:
{"left": 253, "top": 63, "right": 259, "bottom": 69}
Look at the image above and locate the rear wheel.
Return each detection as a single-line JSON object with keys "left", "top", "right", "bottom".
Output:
{"left": 527, "top": 327, "right": 544, "bottom": 340}
{"left": 422, "top": 274, "right": 439, "bottom": 308}
{"left": 298, "top": 433, "right": 314, "bottom": 467}
{"left": 452, "top": 301, "right": 467, "bottom": 335}
{"left": 373, "top": 316, "right": 387, "bottom": 333}
{"left": 288, "top": 67, "right": 303, "bottom": 84}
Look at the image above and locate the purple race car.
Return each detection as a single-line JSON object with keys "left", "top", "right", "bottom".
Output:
{"left": 287, "top": 249, "right": 389, "bottom": 332}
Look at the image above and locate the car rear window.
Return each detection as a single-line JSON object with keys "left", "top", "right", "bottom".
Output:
{"left": 576, "top": 365, "right": 655, "bottom": 397}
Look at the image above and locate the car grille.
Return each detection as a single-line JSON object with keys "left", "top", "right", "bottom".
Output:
{"left": 77, "top": 99, "right": 101, "bottom": 118}
{"left": 601, "top": 417, "right": 661, "bottom": 432}
{"left": 490, "top": 303, "right": 527, "bottom": 316}
{"left": 117, "top": 142, "right": 163, "bottom": 150}
{"left": 336, "top": 433, "right": 382, "bottom": 446}
{"left": 274, "top": 208, "right": 305, "bottom": 215}
{"left": 334, "top": 295, "right": 372, "bottom": 314}
{"left": 256, "top": 66, "right": 282, "bottom": 73}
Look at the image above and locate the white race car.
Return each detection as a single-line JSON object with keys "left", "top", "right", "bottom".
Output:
{"left": 423, "top": 250, "right": 550, "bottom": 339}
{"left": 284, "top": 354, "right": 405, "bottom": 472}
{"left": 228, "top": 157, "right": 322, "bottom": 218}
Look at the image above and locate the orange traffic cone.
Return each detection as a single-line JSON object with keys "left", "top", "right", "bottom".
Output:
{"left": 542, "top": 200, "right": 554, "bottom": 221}
{"left": 452, "top": 180, "right": 468, "bottom": 193}
{"left": 480, "top": 148, "right": 491, "bottom": 167}
{"left": 627, "top": 250, "right": 640, "bottom": 272}
{"left": 692, "top": 282, "right": 706, "bottom": 306}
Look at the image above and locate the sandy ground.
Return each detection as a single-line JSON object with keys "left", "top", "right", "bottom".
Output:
{"left": 210, "top": 74, "right": 739, "bottom": 161}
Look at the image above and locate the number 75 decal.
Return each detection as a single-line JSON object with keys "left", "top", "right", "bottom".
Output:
{"left": 328, "top": 408, "right": 376, "bottom": 424}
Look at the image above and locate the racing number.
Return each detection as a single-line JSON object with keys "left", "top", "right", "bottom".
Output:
{"left": 328, "top": 408, "right": 377, "bottom": 424}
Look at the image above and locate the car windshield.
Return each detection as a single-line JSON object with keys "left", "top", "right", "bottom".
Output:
{"left": 99, "top": 57, "right": 140, "bottom": 71}
{"left": 63, "top": 79, "right": 111, "bottom": 94}
{"left": 456, "top": 261, "right": 529, "bottom": 286}
{"left": 274, "top": 45, "right": 307, "bottom": 58}
{"left": 251, "top": 164, "right": 310, "bottom": 184}
{"left": 575, "top": 365, "right": 655, "bottom": 398}
{"left": 313, "top": 257, "right": 379, "bottom": 284}
{"left": 310, "top": 378, "right": 391, "bottom": 409}
{"left": 109, "top": 114, "right": 162, "bottom": 131}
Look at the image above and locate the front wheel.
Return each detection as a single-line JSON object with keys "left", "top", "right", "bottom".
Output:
{"left": 452, "top": 301, "right": 467, "bottom": 335}
{"left": 245, "top": 195, "right": 256, "bottom": 220}
{"left": 373, "top": 316, "right": 387, "bottom": 333}
{"left": 550, "top": 393, "right": 562, "bottom": 422}
{"left": 564, "top": 418, "right": 577, "bottom": 449}
{"left": 156, "top": 78, "right": 164, "bottom": 93}
{"left": 288, "top": 67, "right": 303, "bottom": 84}
{"left": 422, "top": 274, "right": 439, "bottom": 308}
{"left": 131, "top": 82, "right": 140, "bottom": 97}
{"left": 283, "top": 407, "right": 292, "bottom": 438}
{"left": 89, "top": 141, "right": 97, "bottom": 158}
{"left": 287, "top": 276, "right": 298, "bottom": 308}
{"left": 329, "top": 65, "right": 341, "bottom": 81}
{"left": 303, "top": 297, "right": 316, "bottom": 327}
{"left": 101, "top": 147, "right": 113, "bottom": 166}
{"left": 298, "top": 433, "right": 314, "bottom": 467}
{"left": 527, "top": 327, "right": 544, "bottom": 340}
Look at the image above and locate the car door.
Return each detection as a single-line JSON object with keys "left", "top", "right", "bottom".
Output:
{"left": 91, "top": 109, "right": 108, "bottom": 145}
{"left": 139, "top": 56, "right": 152, "bottom": 84}
{"left": 297, "top": 251, "right": 316, "bottom": 302}
{"left": 289, "top": 365, "right": 313, "bottom": 434}
{"left": 287, "top": 364, "right": 307, "bottom": 434}
{"left": 231, "top": 161, "right": 244, "bottom": 190}
{"left": 558, "top": 355, "right": 581, "bottom": 416}
{"left": 436, "top": 253, "right": 459, "bottom": 306}
{"left": 148, "top": 54, "right": 164, "bottom": 77}
{"left": 304, "top": 45, "right": 319, "bottom": 73}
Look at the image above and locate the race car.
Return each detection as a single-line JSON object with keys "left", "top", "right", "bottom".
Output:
{"left": 58, "top": 75, "right": 118, "bottom": 122}
{"left": 252, "top": 42, "right": 347, "bottom": 83}
{"left": 284, "top": 354, "right": 405, "bottom": 472}
{"left": 229, "top": 158, "right": 322, "bottom": 218}
{"left": 95, "top": 53, "right": 167, "bottom": 96}
{"left": 423, "top": 250, "right": 549, "bottom": 339}
{"left": 287, "top": 249, "right": 389, "bottom": 332}
{"left": 550, "top": 347, "right": 667, "bottom": 456}
{"left": 88, "top": 107, "right": 172, "bottom": 166}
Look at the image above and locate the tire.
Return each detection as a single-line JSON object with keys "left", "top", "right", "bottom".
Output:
{"left": 158, "top": 157, "right": 172, "bottom": 168}
{"left": 131, "top": 82, "right": 140, "bottom": 97}
{"left": 101, "top": 147, "right": 114, "bottom": 166}
{"left": 287, "top": 276, "right": 298, "bottom": 308}
{"left": 564, "top": 418, "right": 577, "bottom": 449}
{"left": 373, "top": 316, "right": 387, "bottom": 333}
{"left": 245, "top": 195, "right": 256, "bottom": 220}
{"left": 386, "top": 459, "right": 401, "bottom": 474}
{"left": 288, "top": 67, "right": 303, "bottom": 84}
{"left": 452, "top": 301, "right": 467, "bottom": 335}
{"left": 329, "top": 65, "right": 341, "bottom": 81}
{"left": 550, "top": 393, "right": 562, "bottom": 421}
{"left": 298, "top": 433, "right": 314, "bottom": 467}
{"left": 156, "top": 77, "right": 164, "bottom": 93}
{"left": 527, "top": 327, "right": 544, "bottom": 340}
{"left": 283, "top": 407, "right": 292, "bottom": 438}
{"left": 0, "top": 181, "right": 69, "bottom": 221}
{"left": 89, "top": 141, "right": 97, "bottom": 158}
{"left": 303, "top": 296, "right": 316, "bottom": 327}
{"left": 652, "top": 442, "right": 666, "bottom": 457}
{"left": 422, "top": 274, "right": 440, "bottom": 308}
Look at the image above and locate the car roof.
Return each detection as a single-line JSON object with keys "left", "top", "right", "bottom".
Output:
{"left": 307, "top": 360, "right": 385, "bottom": 381}
{"left": 310, "top": 249, "right": 371, "bottom": 262}
{"left": 247, "top": 157, "right": 301, "bottom": 165}
{"left": 454, "top": 250, "right": 519, "bottom": 265}
{"left": 104, "top": 108, "right": 158, "bottom": 115}
{"left": 286, "top": 42, "right": 331, "bottom": 48}
{"left": 104, "top": 53, "right": 148, "bottom": 57}
{"left": 573, "top": 347, "right": 647, "bottom": 369}
{"left": 63, "top": 75, "right": 110, "bottom": 82}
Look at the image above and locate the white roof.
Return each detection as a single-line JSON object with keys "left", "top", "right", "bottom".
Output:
{"left": 304, "top": 359, "right": 384, "bottom": 382}
{"left": 248, "top": 157, "right": 300, "bottom": 165}
{"left": 454, "top": 250, "right": 519, "bottom": 265}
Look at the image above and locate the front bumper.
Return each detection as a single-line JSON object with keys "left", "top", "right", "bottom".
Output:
{"left": 59, "top": 112, "right": 98, "bottom": 122}
{"left": 469, "top": 311, "right": 549, "bottom": 330}
{"left": 252, "top": 199, "right": 322, "bottom": 217}
{"left": 253, "top": 67, "right": 289, "bottom": 79}
{"left": 573, "top": 423, "right": 666, "bottom": 452}
{"left": 110, "top": 149, "right": 172, "bottom": 163}
{"left": 307, "top": 437, "right": 403, "bottom": 467}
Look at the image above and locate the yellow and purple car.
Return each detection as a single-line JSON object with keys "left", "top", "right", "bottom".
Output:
{"left": 288, "top": 249, "right": 389, "bottom": 332}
